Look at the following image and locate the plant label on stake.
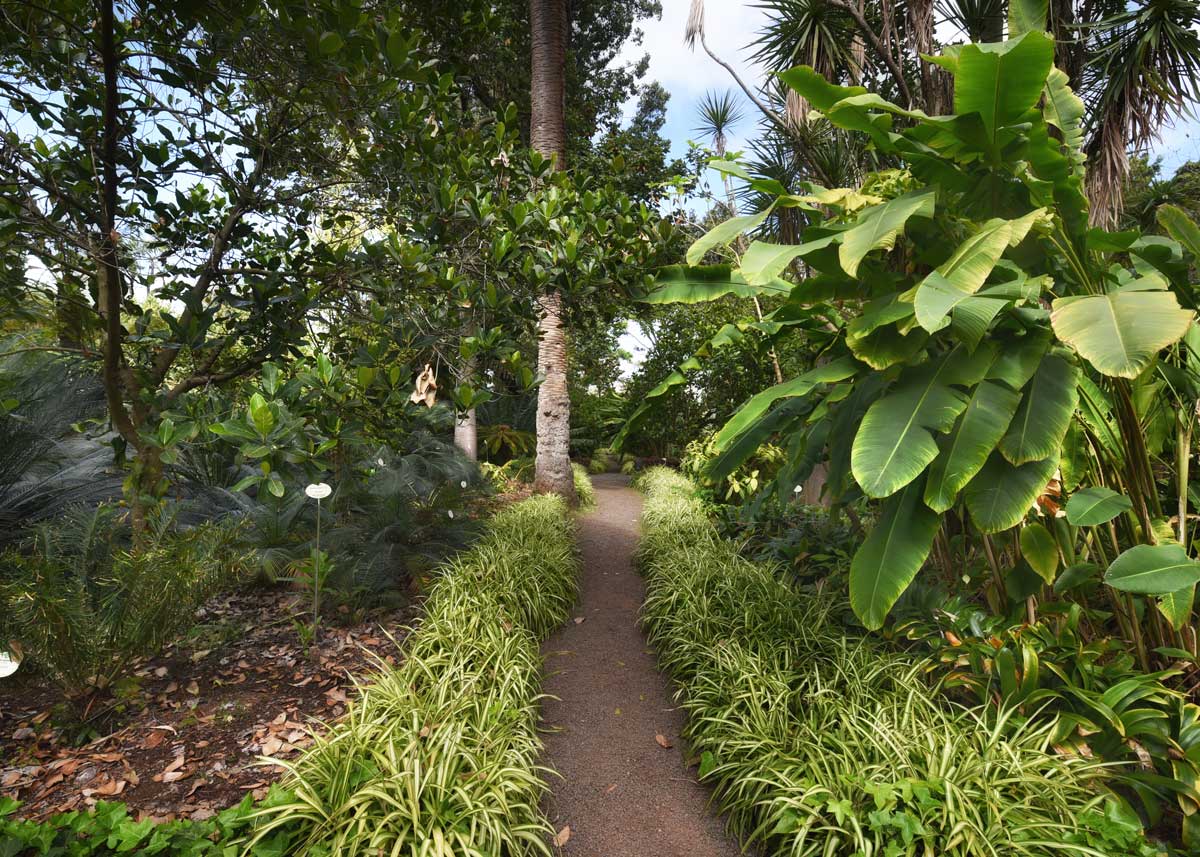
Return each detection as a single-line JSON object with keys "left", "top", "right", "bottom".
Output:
{"left": 305, "top": 483, "right": 332, "bottom": 651}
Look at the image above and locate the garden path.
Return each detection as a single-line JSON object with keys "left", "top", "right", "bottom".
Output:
{"left": 539, "top": 474, "right": 740, "bottom": 856}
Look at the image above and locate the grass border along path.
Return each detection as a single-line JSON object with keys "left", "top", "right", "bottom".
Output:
{"left": 634, "top": 467, "right": 1155, "bottom": 857}
{"left": 245, "top": 492, "right": 580, "bottom": 856}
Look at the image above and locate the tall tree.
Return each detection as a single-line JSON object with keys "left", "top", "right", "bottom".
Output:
{"left": 529, "top": 0, "right": 577, "bottom": 502}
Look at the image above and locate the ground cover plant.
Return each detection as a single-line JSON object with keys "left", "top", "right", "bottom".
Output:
{"left": 636, "top": 467, "right": 1161, "bottom": 856}
{"left": 0, "top": 489, "right": 582, "bottom": 854}
{"left": 239, "top": 492, "right": 580, "bottom": 855}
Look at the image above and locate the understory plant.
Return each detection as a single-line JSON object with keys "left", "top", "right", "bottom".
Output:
{"left": 0, "top": 505, "right": 244, "bottom": 717}
{"left": 242, "top": 491, "right": 580, "bottom": 855}
{"left": 636, "top": 468, "right": 1161, "bottom": 856}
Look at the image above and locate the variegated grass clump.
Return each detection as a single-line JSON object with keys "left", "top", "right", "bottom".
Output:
{"left": 245, "top": 495, "right": 578, "bottom": 856}
{"left": 636, "top": 467, "right": 1138, "bottom": 857}
{"left": 572, "top": 462, "right": 596, "bottom": 509}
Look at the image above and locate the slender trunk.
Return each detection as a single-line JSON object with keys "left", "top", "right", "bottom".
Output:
{"left": 533, "top": 291, "right": 576, "bottom": 500}
{"left": 98, "top": 0, "right": 155, "bottom": 539}
{"left": 529, "top": 0, "right": 576, "bottom": 502}
{"left": 455, "top": 408, "right": 478, "bottom": 461}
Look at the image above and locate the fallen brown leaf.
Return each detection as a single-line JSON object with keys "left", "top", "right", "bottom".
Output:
{"left": 655, "top": 734, "right": 673, "bottom": 749}
{"left": 552, "top": 825, "right": 571, "bottom": 847}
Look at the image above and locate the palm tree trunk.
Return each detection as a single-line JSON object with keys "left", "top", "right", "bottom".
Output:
{"left": 529, "top": 0, "right": 577, "bottom": 502}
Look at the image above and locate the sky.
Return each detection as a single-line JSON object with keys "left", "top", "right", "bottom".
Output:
{"left": 613, "top": 0, "right": 1200, "bottom": 378}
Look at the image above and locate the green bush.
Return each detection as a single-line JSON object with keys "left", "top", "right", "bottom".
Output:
{"left": 572, "top": 462, "right": 595, "bottom": 509}
{"left": 636, "top": 468, "right": 1159, "bottom": 857}
{"left": 243, "top": 494, "right": 578, "bottom": 855}
{"left": 0, "top": 792, "right": 295, "bottom": 856}
{"left": 0, "top": 506, "right": 244, "bottom": 713}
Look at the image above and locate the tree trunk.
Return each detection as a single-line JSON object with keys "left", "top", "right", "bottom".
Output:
{"left": 454, "top": 408, "right": 478, "bottom": 461}
{"left": 529, "top": 0, "right": 577, "bottom": 502}
{"left": 533, "top": 291, "right": 576, "bottom": 500}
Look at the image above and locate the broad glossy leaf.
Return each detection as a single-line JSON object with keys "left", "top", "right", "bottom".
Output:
{"left": 852, "top": 351, "right": 991, "bottom": 498}
{"left": 914, "top": 212, "right": 1042, "bottom": 331}
{"left": 838, "top": 189, "right": 936, "bottom": 277}
{"left": 850, "top": 478, "right": 940, "bottom": 630}
{"left": 953, "top": 33, "right": 1055, "bottom": 139}
{"left": 641, "top": 265, "right": 789, "bottom": 304}
{"left": 963, "top": 453, "right": 1057, "bottom": 533}
{"left": 778, "top": 66, "right": 867, "bottom": 112}
{"left": 1159, "top": 585, "right": 1195, "bottom": 631}
{"left": 713, "top": 357, "right": 860, "bottom": 450}
{"left": 739, "top": 237, "right": 837, "bottom": 285}
{"left": 1158, "top": 204, "right": 1200, "bottom": 258}
{"left": 1042, "top": 67, "right": 1084, "bottom": 168}
{"left": 924, "top": 380, "right": 1022, "bottom": 513}
{"left": 707, "top": 399, "right": 811, "bottom": 482}
{"left": 1020, "top": 521, "right": 1059, "bottom": 583}
{"left": 1054, "top": 562, "right": 1100, "bottom": 593}
{"left": 1051, "top": 290, "right": 1193, "bottom": 379}
{"left": 998, "top": 355, "right": 1078, "bottom": 465}
{"left": 1065, "top": 486, "right": 1132, "bottom": 526}
{"left": 987, "top": 326, "right": 1051, "bottom": 389}
{"left": 1105, "top": 543, "right": 1200, "bottom": 595}
{"left": 686, "top": 210, "right": 770, "bottom": 266}
{"left": 1008, "top": 0, "right": 1047, "bottom": 36}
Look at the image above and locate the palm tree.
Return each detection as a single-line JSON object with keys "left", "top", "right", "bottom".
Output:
{"left": 695, "top": 90, "right": 745, "bottom": 213}
{"left": 529, "top": 0, "right": 577, "bottom": 503}
{"left": 1078, "top": 0, "right": 1200, "bottom": 226}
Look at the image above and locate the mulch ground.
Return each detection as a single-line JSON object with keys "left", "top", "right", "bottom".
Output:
{"left": 0, "top": 587, "right": 416, "bottom": 823}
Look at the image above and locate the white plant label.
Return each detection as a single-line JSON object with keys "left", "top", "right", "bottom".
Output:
{"left": 305, "top": 482, "right": 332, "bottom": 500}
{"left": 0, "top": 650, "right": 20, "bottom": 679}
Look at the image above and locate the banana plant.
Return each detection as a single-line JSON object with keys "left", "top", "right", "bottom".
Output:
{"left": 628, "top": 28, "right": 1200, "bottom": 634}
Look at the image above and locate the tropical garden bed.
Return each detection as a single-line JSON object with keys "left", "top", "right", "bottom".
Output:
{"left": 0, "top": 588, "right": 411, "bottom": 824}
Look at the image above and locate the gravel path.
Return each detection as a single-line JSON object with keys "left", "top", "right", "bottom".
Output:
{"left": 539, "top": 474, "right": 741, "bottom": 856}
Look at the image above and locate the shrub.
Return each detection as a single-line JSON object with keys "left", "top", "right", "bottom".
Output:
{"left": 572, "top": 462, "right": 595, "bottom": 509}
{"left": 636, "top": 467, "right": 1159, "bottom": 857}
{"left": 243, "top": 494, "right": 578, "bottom": 855}
{"left": 0, "top": 506, "right": 244, "bottom": 714}
{"left": 0, "top": 792, "right": 296, "bottom": 856}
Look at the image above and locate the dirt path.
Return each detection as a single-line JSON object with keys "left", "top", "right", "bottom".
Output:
{"left": 540, "top": 474, "right": 740, "bottom": 856}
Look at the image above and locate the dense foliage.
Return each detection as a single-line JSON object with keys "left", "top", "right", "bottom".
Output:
{"left": 637, "top": 468, "right": 1156, "bottom": 856}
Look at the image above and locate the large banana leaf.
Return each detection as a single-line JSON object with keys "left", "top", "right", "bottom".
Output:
{"left": 1051, "top": 289, "right": 1193, "bottom": 379}
{"left": 705, "top": 399, "right": 812, "bottom": 483}
{"left": 1008, "top": 0, "right": 1048, "bottom": 37}
{"left": 963, "top": 453, "right": 1057, "bottom": 533}
{"left": 686, "top": 210, "right": 770, "bottom": 266}
{"left": 850, "top": 477, "right": 940, "bottom": 630}
{"left": 640, "top": 265, "right": 791, "bottom": 304}
{"left": 998, "top": 354, "right": 1079, "bottom": 465}
{"left": 1042, "top": 67, "right": 1085, "bottom": 170}
{"left": 713, "top": 357, "right": 860, "bottom": 450}
{"left": 924, "top": 379, "right": 1022, "bottom": 513}
{"left": 851, "top": 349, "right": 991, "bottom": 498}
{"left": 838, "top": 189, "right": 936, "bottom": 277}
{"left": 952, "top": 33, "right": 1055, "bottom": 140}
{"left": 1158, "top": 205, "right": 1200, "bottom": 258}
{"left": 914, "top": 211, "right": 1043, "bottom": 332}
{"left": 738, "top": 237, "right": 838, "bottom": 285}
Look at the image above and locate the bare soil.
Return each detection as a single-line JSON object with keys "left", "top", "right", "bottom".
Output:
{"left": 539, "top": 474, "right": 740, "bottom": 856}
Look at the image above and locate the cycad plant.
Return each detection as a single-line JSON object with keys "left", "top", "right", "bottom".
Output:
{"left": 0, "top": 506, "right": 244, "bottom": 715}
